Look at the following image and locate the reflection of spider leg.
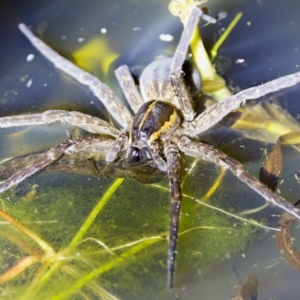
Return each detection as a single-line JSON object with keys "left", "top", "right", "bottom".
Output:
{"left": 0, "top": 142, "right": 72, "bottom": 193}
{"left": 0, "top": 153, "right": 45, "bottom": 181}
{"left": 178, "top": 136, "right": 300, "bottom": 219}
{"left": 18, "top": 23, "right": 131, "bottom": 128}
{"left": 0, "top": 110, "right": 119, "bottom": 136}
{"left": 0, "top": 136, "right": 166, "bottom": 193}
{"left": 0, "top": 137, "right": 118, "bottom": 193}
{"left": 164, "top": 140, "right": 182, "bottom": 289}
{"left": 115, "top": 65, "right": 144, "bottom": 113}
{"left": 187, "top": 72, "right": 300, "bottom": 136}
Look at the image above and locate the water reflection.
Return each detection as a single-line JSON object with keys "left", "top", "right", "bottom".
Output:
{"left": 1, "top": 0, "right": 300, "bottom": 299}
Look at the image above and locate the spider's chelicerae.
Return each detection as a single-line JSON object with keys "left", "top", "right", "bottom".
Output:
{"left": 1, "top": 7, "right": 300, "bottom": 289}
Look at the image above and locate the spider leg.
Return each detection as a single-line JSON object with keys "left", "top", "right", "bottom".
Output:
{"left": 1, "top": 136, "right": 154, "bottom": 184}
{"left": 178, "top": 136, "right": 300, "bottom": 220}
{"left": 185, "top": 72, "right": 300, "bottom": 137}
{"left": 164, "top": 140, "right": 182, "bottom": 290}
{"left": 115, "top": 65, "right": 144, "bottom": 113}
{"left": 170, "top": 7, "right": 203, "bottom": 121}
{"left": 0, "top": 136, "right": 116, "bottom": 179}
{"left": 18, "top": 23, "right": 132, "bottom": 129}
{"left": 0, "top": 141, "right": 73, "bottom": 193}
{"left": 0, "top": 110, "right": 119, "bottom": 137}
{"left": 106, "top": 130, "right": 128, "bottom": 162}
{"left": 170, "top": 7, "right": 223, "bottom": 121}
{"left": 150, "top": 141, "right": 168, "bottom": 171}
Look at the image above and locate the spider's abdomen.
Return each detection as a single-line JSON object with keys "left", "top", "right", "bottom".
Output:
{"left": 130, "top": 100, "right": 181, "bottom": 145}
{"left": 140, "top": 57, "right": 201, "bottom": 105}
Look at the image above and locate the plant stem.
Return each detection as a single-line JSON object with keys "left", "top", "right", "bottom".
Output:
{"left": 69, "top": 178, "right": 125, "bottom": 247}
{"left": 21, "top": 178, "right": 125, "bottom": 299}
{"left": 53, "top": 236, "right": 163, "bottom": 300}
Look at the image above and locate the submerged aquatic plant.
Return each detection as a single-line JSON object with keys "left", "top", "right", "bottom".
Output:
{"left": 0, "top": 154, "right": 268, "bottom": 299}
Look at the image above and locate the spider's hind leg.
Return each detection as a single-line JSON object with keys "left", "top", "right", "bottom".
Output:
{"left": 169, "top": 8, "right": 202, "bottom": 121}
{"left": 169, "top": 7, "right": 224, "bottom": 122}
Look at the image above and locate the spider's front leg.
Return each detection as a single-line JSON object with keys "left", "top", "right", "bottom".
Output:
{"left": 164, "top": 140, "right": 182, "bottom": 290}
{"left": 0, "top": 110, "right": 119, "bottom": 137}
{"left": 18, "top": 23, "right": 132, "bottom": 129}
{"left": 125, "top": 99, "right": 184, "bottom": 288}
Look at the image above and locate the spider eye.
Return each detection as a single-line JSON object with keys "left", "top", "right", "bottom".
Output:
{"left": 128, "top": 147, "right": 153, "bottom": 164}
{"left": 132, "top": 128, "right": 149, "bottom": 141}
{"left": 132, "top": 129, "right": 140, "bottom": 140}
{"left": 139, "top": 130, "right": 147, "bottom": 140}
{"left": 129, "top": 148, "right": 143, "bottom": 163}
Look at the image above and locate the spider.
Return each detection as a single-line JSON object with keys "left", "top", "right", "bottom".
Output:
{"left": 1, "top": 7, "right": 300, "bottom": 289}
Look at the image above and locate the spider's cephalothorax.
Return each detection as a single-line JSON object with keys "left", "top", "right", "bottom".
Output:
{"left": 130, "top": 100, "right": 181, "bottom": 146}
{"left": 1, "top": 6, "right": 300, "bottom": 291}
{"left": 128, "top": 100, "right": 182, "bottom": 171}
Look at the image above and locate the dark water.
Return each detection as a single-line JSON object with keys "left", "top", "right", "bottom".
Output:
{"left": 1, "top": 0, "right": 300, "bottom": 299}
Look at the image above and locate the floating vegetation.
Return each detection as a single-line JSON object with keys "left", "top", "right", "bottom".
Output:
{"left": 0, "top": 156, "right": 265, "bottom": 299}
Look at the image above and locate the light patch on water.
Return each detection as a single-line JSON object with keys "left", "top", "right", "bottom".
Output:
{"left": 159, "top": 34, "right": 173, "bottom": 42}
{"left": 26, "top": 54, "right": 34, "bottom": 62}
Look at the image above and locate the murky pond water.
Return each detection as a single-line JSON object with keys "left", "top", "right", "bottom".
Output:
{"left": 1, "top": 0, "right": 300, "bottom": 299}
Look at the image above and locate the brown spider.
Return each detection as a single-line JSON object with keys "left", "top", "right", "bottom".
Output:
{"left": 1, "top": 7, "right": 300, "bottom": 289}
